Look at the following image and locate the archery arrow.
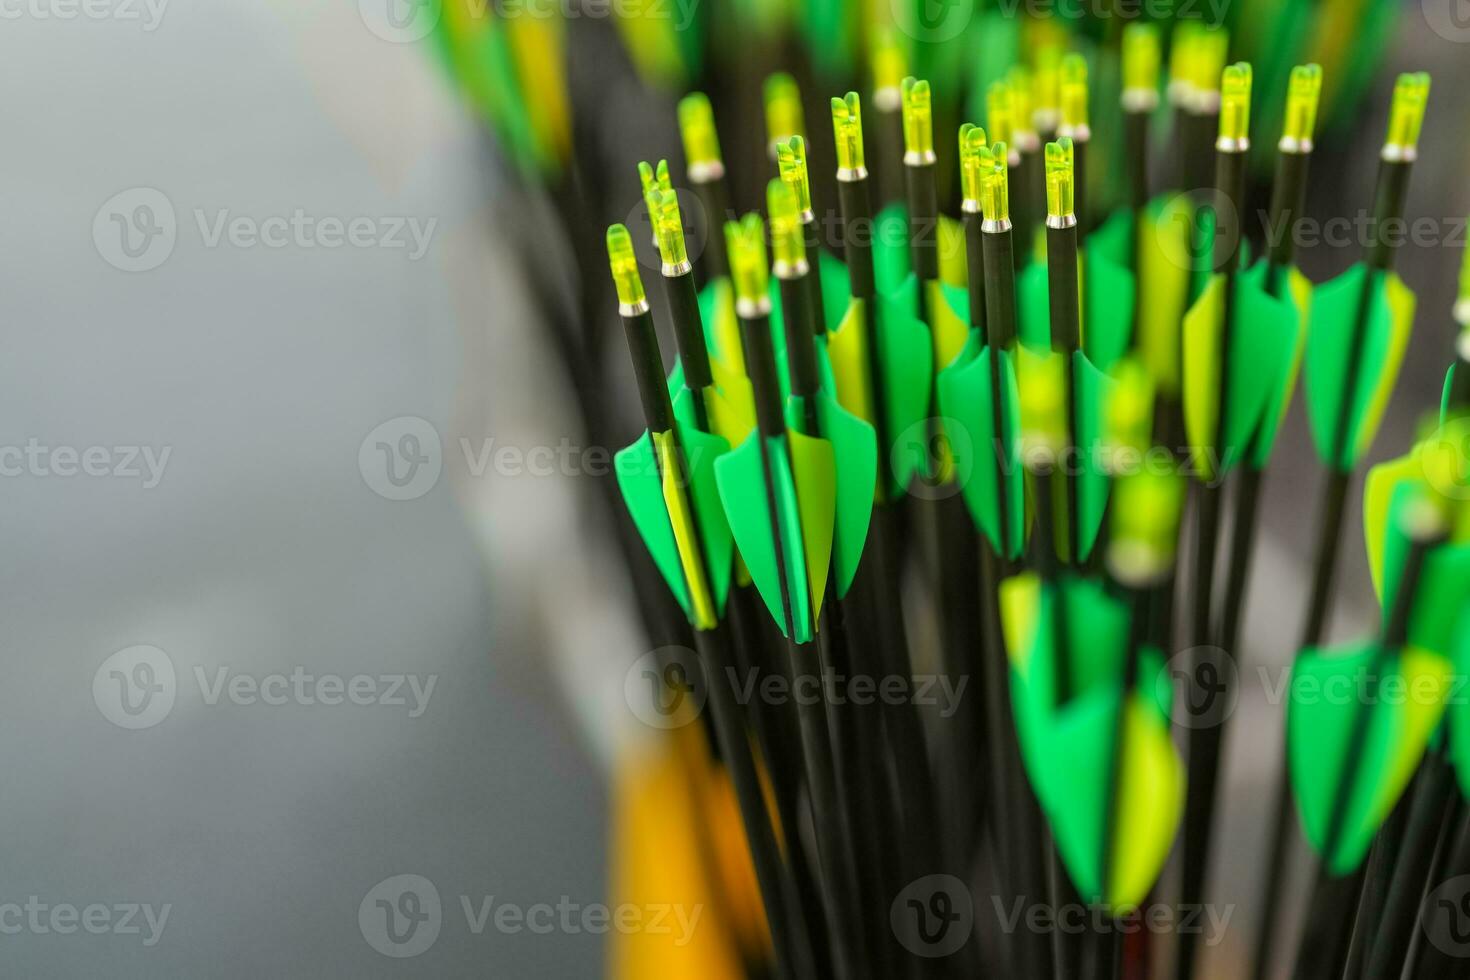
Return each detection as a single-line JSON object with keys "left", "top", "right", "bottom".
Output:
{"left": 1252, "top": 71, "right": 1429, "bottom": 980}
{"left": 1287, "top": 493, "right": 1455, "bottom": 980}
{"left": 715, "top": 212, "right": 863, "bottom": 980}
{"left": 605, "top": 225, "right": 815, "bottom": 980}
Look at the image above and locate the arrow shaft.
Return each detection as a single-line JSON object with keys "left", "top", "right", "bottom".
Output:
{"left": 691, "top": 170, "right": 733, "bottom": 282}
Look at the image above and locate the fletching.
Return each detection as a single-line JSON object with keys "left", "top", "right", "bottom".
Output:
{"left": 786, "top": 392, "right": 877, "bottom": 598}
{"left": 615, "top": 424, "right": 735, "bottom": 628}
{"left": 1288, "top": 642, "right": 1451, "bottom": 874}
{"left": 715, "top": 430, "right": 837, "bottom": 643}
{"left": 1303, "top": 263, "right": 1415, "bottom": 471}
{"left": 1180, "top": 267, "right": 1300, "bottom": 481}
{"left": 1015, "top": 253, "right": 1137, "bottom": 368}
{"left": 936, "top": 333, "right": 1026, "bottom": 558}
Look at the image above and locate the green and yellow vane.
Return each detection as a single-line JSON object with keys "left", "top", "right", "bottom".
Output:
{"left": 999, "top": 471, "right": 1187, "bottom": 910}
{"left": 1289, "top": 490, "right": 1457, "bottom": 876}
{"left": 607, "top": 226, "right": 736, "bottom": 631}
{"left": 713, "top": 215, "right": 869, "bottom": 643}
{"left": 1181, "top": 64, "right": 1304, "bottom": 485}
{"left": 824, "top": 92, "right": 935, "bottom": 500}
{"left": 428, "top": 0, "right": 570, "bottom": 181}
{"left": 1014, "top": 55, "right": 1138, "bottom": 374}
{"left": 1302, "top": 74, "right": 1428, "bottom": 475}
{"left": 937, "top": 128, "right": 1026, "bottom": 559}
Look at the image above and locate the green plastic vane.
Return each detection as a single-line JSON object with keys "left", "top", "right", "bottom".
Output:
{"left": 1245, "top": 261, "right": 1314, "bottom": 468}
{"left": 826, "top": 294, "right": 935, "bottom": 498}
{"left": 1289, "top": 641, "right": 1452, "bottom": 874}
{"left": 1448, "top": 621, "right": 1470, "bottom": 798}
{"left": 1304, "top": 263, "right": 1415, "bottom": 471}
{"left": 1137, "top": 199, "right": 1193, "bottom": 397}
{"left": 1181, "top": 267, "right": 1301, "bottom": 482}
{"left": 615, "top": 423, "right": 735, "bottom": 630}
{"left": 1005, "top": 578, "right": 1182, "bottom": 908}
{"left": 1363, "top": 417, "right": 1470, "bottom": 599}
{"left": 715, "top": 429, "right": 837, "bottom": 643}
{"left": 872, "top": 202, "right": 971, "bottom": 294}
{"left": 784, "top": 394, "right": 877, "bottom": 599}
{"left": 1015, "top": 254, "right": 1137, "bottom": 368}
{"left": 1371, "top": 485, "right": 1470, "bottom": 657}
{"left": 937, "top": 336, "right": 1026, "bottom": 558}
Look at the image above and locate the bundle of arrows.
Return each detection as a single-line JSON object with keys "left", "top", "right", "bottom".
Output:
{"left": 553, "top": 18, "right": 1464, "bottom": 980}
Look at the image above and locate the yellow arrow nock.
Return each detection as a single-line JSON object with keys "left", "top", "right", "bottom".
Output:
{"left": 831, "top": 92, "right": 866, "bottom": 180}
{"left": 1217, "top": 63, "right": 1252, "bottom": 151}
{"left": 775, "top": 136, "right": 813, "bottom": 215}
{"left": 726, "top": 214, "right": 770, "bottom": 313}
{"left": 901, "top": 77, "right": 935, "bottom": 164}
{"left": 1059, "top": 53, "right": 1088, "bottom": 137}
{"left": 1123, "top": 23, "right": 1160, "bottom": 111}
{"left": 1383, "top": 72, "right": 1430, "bottom": 162}
{"left": 1045, "top": 138, "right": 1075, "bottom": 225}
{"left": 764, "top": 72, "right": 804, "bottom": 155}
{"left": 1281, "top": 64, "right": 1322, "bottom": 153}
{"left": 678, "top": 93, "right": 723, "bottom": 180}
{"left": 606, "top": 224, "right": 647, "bottom": 312}
{"left": 768, "top": 179, "right": 806, "bottom": 278}
{"left": 959, "top": 124, "right": 988, "bottom": 212}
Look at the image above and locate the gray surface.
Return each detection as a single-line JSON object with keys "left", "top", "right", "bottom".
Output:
{"left": 0, "top": 4, "right": 604, "bottom": 977}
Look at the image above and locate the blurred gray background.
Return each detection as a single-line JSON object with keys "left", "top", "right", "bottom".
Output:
{"left": 2, "top": 0, "right": 1469, "bottom": 977}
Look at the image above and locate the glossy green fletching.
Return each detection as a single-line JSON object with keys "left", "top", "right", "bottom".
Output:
{"left": 1138, "top": 198, "right": 1195, "bottom": 396}
{"left": 1450, "top": 623, "right": 1470, "bottom": 798}
{"left": 1304, "top": 264, "right": 1415, "bottom": 471}
{"left": 1007, "top": 579, "right": 1181, "bottom": 907}
{"left": 614, "top": 424, "right": 734, "bottom": 625}
{"left": 1181, "top": 270, "right": 1300, "bottom": 481}
{"left": 937, "top": 342, "right": 1026, "bottom": 557}
{"left": 874, "top": 203, "right": 912, "bottom": 294}
{"left": 1289, "top": 642, "right": 1452, "bottom": 874}
{"left": 1074, "top": 352, "right": 1113, "bottom": 562}
{"left": 784, "top": 392, "right": 877, "bottom": 598}
{"left": 714, "top": 430, "right": 837, "bottom": 643}
{"left": 1374, "top": 485, "right": 1470, "bottom": 657}
{"left": 1246, "top": 262, "right": 1313, "bottom": 468}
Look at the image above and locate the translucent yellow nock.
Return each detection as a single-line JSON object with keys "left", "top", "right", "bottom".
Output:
{"left": 1123, "top": 23, "right": 1160, "bottom": 102}
{"left": 959, "top": 124, "right": 988, "bottom": 210}
{"left": 775, "top": 136, "right": 812, "bottom": 214}
{"left": 1281, "top": 64, "right": 1323, "bottom": 151}
{"left": 872, "top": 30, "right": 906, "bottom": 97}
{"left": 767, "top": 179, "right": 806, "bottom": 275}
{"left": 606, "top": 224, "right": 646, "bottom": 310}
{"left": 831, "top": 92, "right": 866, "bottom": 177}
{"left": 1045, "top": 138, "right": 1074, "bottom": 222}
{"left": 1060, "top": 53, "right": 1088, "bottom": 134}
{"left": 764, "top": 73, "right": 804, "bottom": 150}
{"left": 1007, "top": 66, "right": 1036, "bottom": 140}
{"left": 1168, "top": 21, "right": 1201, "bottom": 102}
{"left": 901, "top": 77, "right": 935, "bottom": 163}
{"left": 981, "top": 142, "right": 1010, "bottom": 225}
{"left": 1034, "top": 46, "right": 1061, "bottom": 130}
{"left": 726, "top": 214, "right": 769, "bottom": 308}
{"left": 1217, "top": 63, "right": 1252, "bottom": 150}
{"left": 652, "top": 188, "right": 689, "bottom": 271}
{"left": 637, "top": 159, "right": 673, "bottom": 246}
{"left": 678, "top": 93, "right": 722, "bottom": 177}
{"left": 987, "top": 81, "right": 1015, "bottom": 151}
{"left": 1384, "top": 72, "right": 1431, "bottom": 159}
{"left": 1191, "top": 29, "right": 1229, "bottom": 103}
